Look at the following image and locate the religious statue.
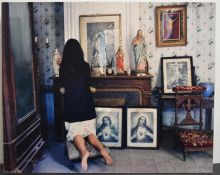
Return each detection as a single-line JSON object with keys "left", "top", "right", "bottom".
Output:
{"left": 132, "top": 29, "right": 148, "bottom": 73}
{"left": 53, "top": 48, "right": 62, "bottom": 77}
{"left": 115, "top": 46, "right": 125, "bottom": 74}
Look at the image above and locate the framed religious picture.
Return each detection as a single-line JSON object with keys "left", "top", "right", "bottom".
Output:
{"left": 126, "top": 107, "right": 158, "bottom": 148}
{"left": 161, "top": 56, "right": 193, "bottom": 94}
{"left": 156, "top": 5, "right": 187, "bottom": 47}
{"left": 95, "top": 107, "right": 123, "bottom": 148}
{"left": 79, "top": 14, "right": 121, "bottom": 76}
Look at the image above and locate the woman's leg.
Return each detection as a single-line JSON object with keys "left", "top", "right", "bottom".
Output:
{"left": 87, "top": 134, "right": 113, "bottom": 165}
{"left": 73, "top": 135, "right": 89, "bottom": 171}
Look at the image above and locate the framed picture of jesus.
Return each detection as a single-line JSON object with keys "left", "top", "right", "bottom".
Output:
{"left": 156, "top": 5, "right": 187, "bottom": 47}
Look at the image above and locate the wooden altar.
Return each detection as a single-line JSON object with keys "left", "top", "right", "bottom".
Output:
{"left": 90, "top": 74, "right": 153, "bottom": 106}
{"left": 53, "top": 74, "right": 153, "bottom": 139}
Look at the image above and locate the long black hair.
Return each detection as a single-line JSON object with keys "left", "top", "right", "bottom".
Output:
{"left": 59, "top": 38, "right": 89, "bottom": 79}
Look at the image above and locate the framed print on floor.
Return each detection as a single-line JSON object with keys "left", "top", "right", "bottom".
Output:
{"left": 156, "top": 5, "right": 187, "bottom": 47}
{"left": 79, "top": 14, "right": 121, "bottom": 76}
{"left": 161, "top": 56, "right": 193, "bottom": 94}
{"left": 95, "top": 107, "right": 123, "bottom": 148}
{"left": 126, "top": 107, "right": 158, "bottom": 148}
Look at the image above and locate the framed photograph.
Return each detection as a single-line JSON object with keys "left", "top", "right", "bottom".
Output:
{"left": 126, "top": 107, "right": 158, "bottom": 148}
{"left": 161, "top": 56, "right": 193, "bottom": 94}
{"left": 79, "top": 14, "right": 121, "bottom": 75}
{"left": 95, "top": 107, "right": 123, "bottom": 148}
{"left": 156, "top": 5, "right": 187, "bottom": 47}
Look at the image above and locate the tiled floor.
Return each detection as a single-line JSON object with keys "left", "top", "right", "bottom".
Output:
{"left": 32, "top": 131, "right": 213, "bottom": 173}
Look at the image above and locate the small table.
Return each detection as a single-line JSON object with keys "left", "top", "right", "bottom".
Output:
{"left": 158, "top": 95, "right": 214, "bottom": 130}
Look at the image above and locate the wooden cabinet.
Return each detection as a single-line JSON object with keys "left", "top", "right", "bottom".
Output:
{"left": 2, "top": 3, "right": 44, "bottom": 172}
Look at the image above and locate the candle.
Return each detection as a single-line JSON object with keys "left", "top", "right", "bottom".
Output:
{"left": 34, "top": 37, "right": 37, "bottom": 43}
{"left": 46, "top": 38, "right": 49, "bottom": 44}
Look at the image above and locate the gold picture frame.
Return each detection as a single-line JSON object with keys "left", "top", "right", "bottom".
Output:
{"left": 79, "top": 14, "right": 121, "bottom": 73}
{"left": 156, "top": 5, "right": 187, "bottom": 47}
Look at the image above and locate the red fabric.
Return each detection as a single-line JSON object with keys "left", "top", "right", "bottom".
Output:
{"left": 172, "top": 86, "right": 206, "bottom": 92}
{"left": 178, "top": 130, "right": 213, "bottom": 147}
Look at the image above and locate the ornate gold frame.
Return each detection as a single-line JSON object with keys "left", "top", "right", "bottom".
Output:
{"left": 156, "top": 5, "right": 187, "bottom": 47}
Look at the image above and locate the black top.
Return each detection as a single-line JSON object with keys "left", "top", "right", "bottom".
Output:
{"left": 59, "top": 63, "right": 97, "bottom": 123}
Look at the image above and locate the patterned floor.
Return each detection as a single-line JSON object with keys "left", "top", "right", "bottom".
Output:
{"left": 32, "top": 131, "right": 213, "bottom": 173}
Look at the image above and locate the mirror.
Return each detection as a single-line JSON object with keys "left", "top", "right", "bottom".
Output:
{"left": 9, "top": 3, "right": 35, "bottom": 121}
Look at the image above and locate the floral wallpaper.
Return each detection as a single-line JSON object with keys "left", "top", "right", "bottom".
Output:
{"left": 139, "top": 2, "right": 215, "bottom": 127}
{"left": 139, "top": 2, "right": 215, "bottom": 88}
{"left": 33, "top": 2, "right": 64, "bottom": 87}
{"left": 33, "top": 2, "right": 215, "bottom": 89}
{"left": 32, "top": 2, "right": 215, "bottom": 127}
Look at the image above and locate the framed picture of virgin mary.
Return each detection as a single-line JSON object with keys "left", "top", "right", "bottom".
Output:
{"left": 79, "top": 14, "right": 121, "bottom": 76}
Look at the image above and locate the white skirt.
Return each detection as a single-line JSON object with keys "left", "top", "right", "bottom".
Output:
{"left": 65, "top": 118, "right": 96, "bottom": 142}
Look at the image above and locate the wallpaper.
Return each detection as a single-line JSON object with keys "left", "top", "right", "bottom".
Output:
{"left": 33, "top": 2, "right": 215, "bottom": 88}
{"left": 139, "top": 2, "right": 215, "bottom": 127}
{"left": 33, "top": 2, "right": 64, "bottom": 87}
{"left": 32, "top": 2, "right": 215, "bottom": 127}
{"left": 139, "top": 2, "right": 215, "bottom": 88}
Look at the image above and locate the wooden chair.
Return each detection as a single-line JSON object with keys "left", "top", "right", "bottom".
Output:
{"left": 173, "top": 86, "right": 213, "bottom": 161}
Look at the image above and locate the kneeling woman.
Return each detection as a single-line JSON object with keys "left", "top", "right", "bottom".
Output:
{"left": 59, "top": 39, "right": 113, "bottom": 171}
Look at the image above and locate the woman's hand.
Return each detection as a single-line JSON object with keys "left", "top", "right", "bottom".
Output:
{"left": 90, "top": 87, "right": 97, "bottom": 93}
{"left": 60, "top": 87, "right": 65, "bottom": 94}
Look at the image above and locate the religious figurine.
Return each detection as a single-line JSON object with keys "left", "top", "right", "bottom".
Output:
{"left": 132, "top": 29, "right": 148, "bottom": 73}
{"left": 115, "top": 46, "right": 125, "bottom": 74}
{"left": 126, "top": 66, "right": 131, "bottom": 76}
{"left": 53, "top": 48, "right": 62, "bottom": 77}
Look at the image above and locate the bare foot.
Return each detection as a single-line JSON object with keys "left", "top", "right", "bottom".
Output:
{"left": 100, "top": 149, "right": 113, "bottom": 165}
{"left": 81, "top": 151, "right": 89, "bottom": 171}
